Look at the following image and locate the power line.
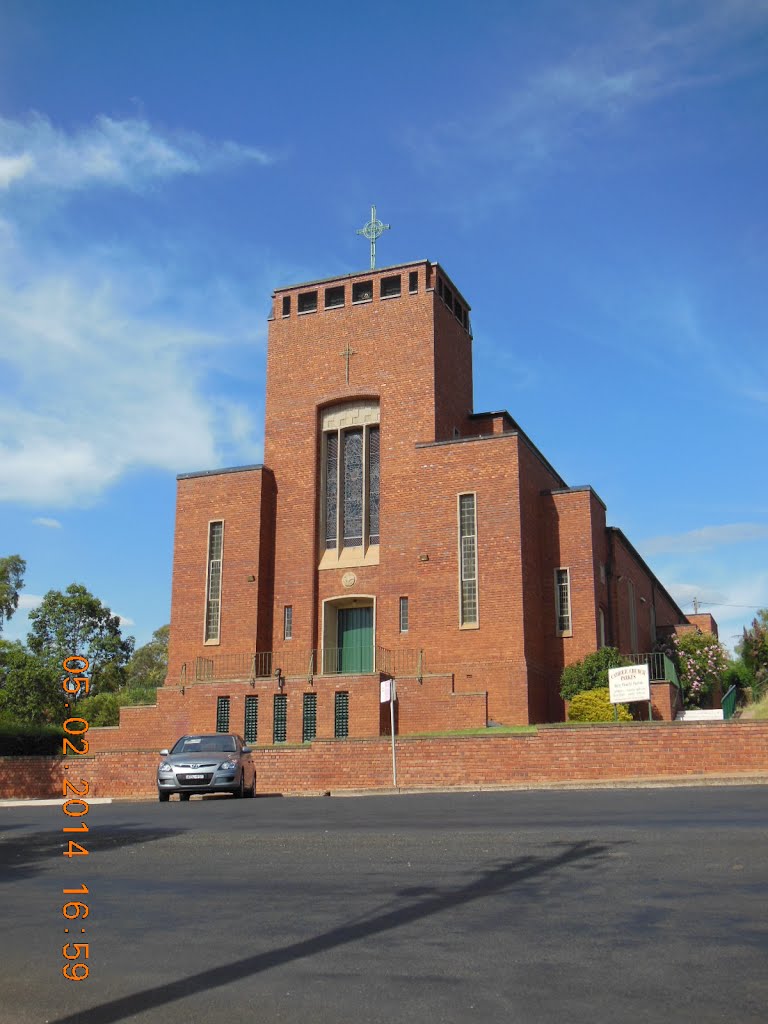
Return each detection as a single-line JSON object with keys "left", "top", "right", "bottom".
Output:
{"left": 682, "top": 601, "right": 764, "bottom": 610}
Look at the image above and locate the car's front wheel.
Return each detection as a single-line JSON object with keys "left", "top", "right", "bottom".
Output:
{"left": 233, "top": 773, "right": 244, "bottom": 798}
{"left": 245, "top": 774, "right": 256, "bottom": 798}
{"left": 179, "top": 793, "right": 191, "bottom": 801}
{"left": 158, "top": 791, "right": 170, "bottom": 802}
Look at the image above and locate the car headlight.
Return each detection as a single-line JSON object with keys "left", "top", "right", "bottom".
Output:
{"left": 218, "top": 759, "right": 237, "bottom": 771}
{"left": 158, "top": 762, "right": 173, "bottom": 773}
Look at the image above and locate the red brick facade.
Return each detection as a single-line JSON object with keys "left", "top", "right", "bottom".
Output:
{"left": 106, "top": 259, "right": 714, "bottom": 756}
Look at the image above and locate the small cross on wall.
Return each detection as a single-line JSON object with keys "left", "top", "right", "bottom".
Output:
{"left": 340, "top": 343, "right": 356, "bottom": 384}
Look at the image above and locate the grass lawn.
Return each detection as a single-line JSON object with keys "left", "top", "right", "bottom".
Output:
{"left": 404, "top": 725, "right": 538, "bottom": 738}
{"left": 744, "top": 694, "right": 768, "bottom": 720}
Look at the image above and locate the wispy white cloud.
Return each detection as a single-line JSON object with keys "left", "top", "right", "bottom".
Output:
{"left": 408, "top": 1, "right": 768, "bottom": 186}
{"left": 116, "top": 614, "right": 135, "bottom": 628}
{"left": 667, "top": 581, "right": 729, "bottom": 608}
{"left": 17, "top": 593, "right": 43, "bottom": 611}
{"left": 0, "top": 113, "right": 272, "bottom": 193}
{"left": 32, "top": 517, "right": 62, "bottom": 528}
{"left": 642, "top": 523, "right": 768, "bottom": 556}
{"left": 0, "top": 225, "right": 265, "bottom": 505}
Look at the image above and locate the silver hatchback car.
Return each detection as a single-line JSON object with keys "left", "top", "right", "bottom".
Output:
{"left": 157, "top": 733, "right": 256, "bottom": 801}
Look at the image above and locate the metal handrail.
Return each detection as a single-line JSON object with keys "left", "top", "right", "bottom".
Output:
{"left": 627, "top": 652, "right": 680, "bottom": 688}
{"left": 721, "top": 684, "right": 738, "bottom": 721}
{"left": 193, "top": 646, "right": 426, "bottom": 682}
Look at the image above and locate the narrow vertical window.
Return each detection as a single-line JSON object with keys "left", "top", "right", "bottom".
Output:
{"left": 649, "top": 603, "right": 657, "bottom": 646}
{"left": 216, "top": 696, "right": 230, "bottom": 732}
{"left": 555, "top": 568, "right": 571, "bottom": 634}
{"left": 205, "top": 521, "right": 223, "bottom": 642}
{"left": 598, "top": 607, "right": 606, "bottom": 648}
{"left": 408, "top": 270, "right": 418, "bottom": 293}
{"left": 458, "top": 494, "right": 478, "bottom": 626}
{"left": 283, "top": 605, "right": 293, "bottom": 640}
{"left": 302, "top": 693, "right": 317, "bottom": 741}
{"left": 282, "top": 295, "right": 290, "bottom": 317}
{"left": 368, "top": 426, "right": 380, "bottom": 545}
{"left": 628, "top": 579, "right": 638, "bottom": 653}
{"left": 334, "top": 692, "right": 349, "bottom": 738}
{"left": 399, "top": 597, "right": 409, "bottom": 633}
{"left": 244, "top": 695, "right": 259, "bottom": 743}
{"left": 273, "top": 694, "right": 287, "bottom": 743}
{"left": 325, "top": 433, "right": 338, "bottom": 549}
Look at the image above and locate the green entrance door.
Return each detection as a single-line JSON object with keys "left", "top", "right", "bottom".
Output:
{"left": 337, "top": 606, "right": 373, "bottom": 674}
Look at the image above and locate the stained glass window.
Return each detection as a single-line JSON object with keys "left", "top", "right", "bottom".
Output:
{"left": 321, "top": 405, "right": 380, "bottom": 555}
{"left": 343, "top": 429, "right": 364, "bottom": 546}
{"left": 368, "top": 426, "right": 380, "bottom": 545}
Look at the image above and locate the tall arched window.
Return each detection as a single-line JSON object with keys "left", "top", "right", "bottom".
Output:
{"left": 320, "top": 401, "right": 380, "bottom": 563}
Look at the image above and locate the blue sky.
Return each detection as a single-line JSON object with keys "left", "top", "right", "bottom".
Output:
{"left": 0, "top": 0, "right": 766, "bottom": 655}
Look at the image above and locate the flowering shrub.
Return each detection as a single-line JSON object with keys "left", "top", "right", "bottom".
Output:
{"left": 656, "top": 631, "right": 727, "bottom": 709}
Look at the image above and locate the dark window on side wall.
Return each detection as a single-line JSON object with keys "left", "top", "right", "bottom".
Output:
{"left": 282, "top": 296, "right": 291, "bottom": 317}
{"left": 409, "top": 271, "right": 418, "bottom": 293}
{"left": 303, "top": 693, "right": 317, "bottom": 741}
{"left": 283, "top": 605, "right": 293, "bottom": 640}
{"left": 298, "top": 291, "right": 317, "bottom": 313}
{"left": 334, "top": 692, "right": 349, "bottom": 738}
{"left": 216, "top": 696, "right": 230, "bottom": 732}
{"left": 352, "top": 281, "right": 373, "bottom": 302}
{"left": 399, "top": 597, "right": 409, "bottom": 633}
{"left": 244, "top": 695, "right": 258, "bottom": 743}
{"left": 380, "top": 275, "right": 401, "bottom": 298}
{"left": 325, "top": 286, "right": 345, "bottom": 309}
{"left": 273, "top": 694, "right": 287, "bottom": 743}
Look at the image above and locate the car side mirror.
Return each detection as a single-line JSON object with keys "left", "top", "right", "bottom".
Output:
{"left": 159, "top": 749, "right": 169, "bottom": 756}
{"left": 241, "top": 746, "right": 251, "bottom": 754}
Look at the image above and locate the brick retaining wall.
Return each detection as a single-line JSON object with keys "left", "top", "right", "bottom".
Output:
{"left": 2, "top": 721, "right": 766, "bottom": 800}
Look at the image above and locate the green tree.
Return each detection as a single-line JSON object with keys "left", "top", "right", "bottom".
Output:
{"left": 0, "top": 555, "right": 26, "bottom": 633}
{"left": 75, "top": 692, "right": 121, "bottom": 727}
{"left": 560, "top": 647, "right": 630, "bottom": 701}
{"left": 27, "top": 584, "right": 134, "bottom": 697}
{"left": 740, "top": 609, "right": 768, "bottom": 701}
{"left": 126, "top": 624, "right": 169, "bottom": 689}
{"left": 0, "top": 639, "right": 61, "bottom": 724}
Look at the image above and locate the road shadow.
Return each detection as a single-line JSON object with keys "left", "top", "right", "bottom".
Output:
{"left": 1, "top": 826, "right": 187, "bottom": 883}
{"left": 49, "top": 838, "right": 610, "bottom": 1024}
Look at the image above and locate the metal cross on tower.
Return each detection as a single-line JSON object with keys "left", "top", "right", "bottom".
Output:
{"left": 356, "top": 204, "right": 390, "bottom": 270}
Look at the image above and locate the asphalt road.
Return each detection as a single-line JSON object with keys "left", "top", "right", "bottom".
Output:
{"left": 3, "top": 787, "right": 767, "bottom": 1024}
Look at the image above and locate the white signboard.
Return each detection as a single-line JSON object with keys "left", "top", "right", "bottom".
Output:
{"left": 608, "top": 664, "right": 650, "bottom": 703}
{"left": 380, "top": 677, "right": 394, "bottom": 703}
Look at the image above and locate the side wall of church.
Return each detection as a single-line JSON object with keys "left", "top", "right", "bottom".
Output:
{"left": 166, "top": 467, "right": 275, "bottom": 687}
{"left": 607, "top": 531, "right": 681, "bottom": 654}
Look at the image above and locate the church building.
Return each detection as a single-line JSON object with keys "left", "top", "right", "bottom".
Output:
{"left": 160, "top": 248, "right": 704, "bottom": 746}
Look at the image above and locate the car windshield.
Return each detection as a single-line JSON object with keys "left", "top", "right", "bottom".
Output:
{"left": 172, "top": 735, "right": 238, "bottom": 754}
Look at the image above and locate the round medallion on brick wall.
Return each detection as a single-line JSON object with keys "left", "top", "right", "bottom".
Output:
{"left": 342, "top": 571, "right": 357, "bottom": 589}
